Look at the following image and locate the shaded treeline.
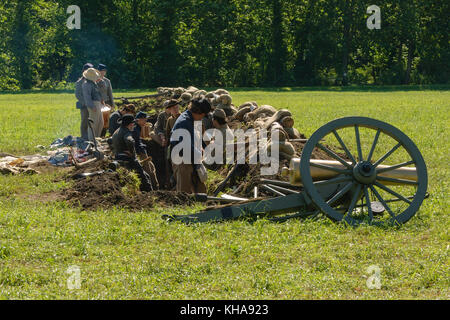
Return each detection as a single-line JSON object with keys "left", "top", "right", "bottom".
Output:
{"left": 0, "top": 0, "right": 448, "bottom": 90}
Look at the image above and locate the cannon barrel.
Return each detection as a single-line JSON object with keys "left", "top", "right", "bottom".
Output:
{"left": 282, "top": 158, "right": 417, "bottom": 186}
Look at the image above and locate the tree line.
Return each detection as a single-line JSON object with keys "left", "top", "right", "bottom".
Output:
{"left": 0, "top": 0, "right": 448, "bottom": 90}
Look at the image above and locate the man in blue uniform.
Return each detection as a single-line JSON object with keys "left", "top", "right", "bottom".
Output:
{"left": 170, "top": 98, "right": 211, "bottom": 194}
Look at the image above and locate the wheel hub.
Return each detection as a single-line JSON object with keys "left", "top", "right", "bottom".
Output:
{"left": 353, "top": 161, "right": 376, "bottom": 184}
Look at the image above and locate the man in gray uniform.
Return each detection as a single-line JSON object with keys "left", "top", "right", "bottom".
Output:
{"left": 151, "top": 99, "right": 179, "bottom": 147}
{"left": 97, "top": 64, "right": 116, "bottom": 109}
{"left": 82, "top": 68, "right": 104, "bottom": 141}
{"left": 97, "top": 64, "right": 115, "bottom": 137}
{"left": 75, "top": 63, "right": 93, "bottom": 140}
{"left": 204, "top": 108, "right": 233, "bottom": 170}
{"left": 112, "top": 114, "right": 153, "bottom": 192}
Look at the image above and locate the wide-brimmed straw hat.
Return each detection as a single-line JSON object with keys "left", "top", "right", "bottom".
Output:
{"left": 83, "top": 68, "right": 101, "bottom": 82}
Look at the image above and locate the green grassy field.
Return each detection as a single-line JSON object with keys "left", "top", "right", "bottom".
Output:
{"left": 0, "top": 87, "right": 448, "bottom": 299}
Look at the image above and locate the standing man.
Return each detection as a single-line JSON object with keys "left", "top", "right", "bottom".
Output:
{"left": 97, "top": 64, "right": 115, "bottom": 137}
{"left": 164, "top": 102, "right": 181, "bottom": 188}
{"left": 133, "top": 111, "right": 159, "bottom": 189}
{"left": 204, "top": 108, "right": 233, "bottom": 170}
{"left": 170, "top": 98, "right": 212, "bottom": 194}
{"left": 165, "top": 102, "right": 181, "bottom": 139}
{"left": 82, "top": 68, "right": 104, "bottom": 141}
{"left": 111, "top": 114, "right": 153, "bottom": 192}
{"left": 75, "top": 63, "right": 93, "bottom": 140}
{"left": 151, "top": 99, "right": 180, "bottom": 147}
{"left": 97, "top": 64, "right": 116, "bottom": 109}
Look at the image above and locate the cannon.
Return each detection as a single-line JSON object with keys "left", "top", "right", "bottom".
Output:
{"left": 164, "top": 117, "right": 428, "bottom": 226}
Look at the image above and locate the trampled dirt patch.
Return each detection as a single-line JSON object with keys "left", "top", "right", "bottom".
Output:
{"left": 63, "top": 171, "right": 194, "bottom": 211}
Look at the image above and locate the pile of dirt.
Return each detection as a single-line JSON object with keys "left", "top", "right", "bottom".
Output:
{"left": 116, "top": 97, "right": 166, "bottom": 125}
{"left": 63, "top": 171, "right": 194, "bottom": 211}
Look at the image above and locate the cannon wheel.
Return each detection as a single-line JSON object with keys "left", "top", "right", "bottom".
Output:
{"left": 300, "top": 117, "right": 428, "bottom": 225}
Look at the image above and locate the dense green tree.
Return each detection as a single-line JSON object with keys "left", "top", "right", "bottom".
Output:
{"left": 10, "top": 0, "right": 34, "bottom": 89}
{"left": 0, "top": 0, "right": 448, "bottom": 90}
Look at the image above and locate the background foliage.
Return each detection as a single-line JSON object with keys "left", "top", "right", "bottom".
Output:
{"left": 0, "top": 0, "right": 448, "bottom": 90}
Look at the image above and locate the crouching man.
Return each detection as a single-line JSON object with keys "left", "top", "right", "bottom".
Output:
{"left": 170, "top": 98, "right": 211, "bottom": 194}
{"left": 112, "top": 114, "right": 153, "bottom": 192}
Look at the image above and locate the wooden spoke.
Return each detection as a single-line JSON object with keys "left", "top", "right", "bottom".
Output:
{"left": 314, "top": 175, "right": 353, "bottom": 186}
{"left": 373, "top": 142, "right": 401, "bottom": 167}
{"left": 310, "top": 161, "right": 351, "bottom": 174}
{"left": 344, "top": 184, "right": 362, "bottom": 220}
{"left": 373, "top": 181, "right": 412, "bottom": 204}
{"left": 355, "top": 125, "right": 363, "bottom": 161}
{"left": 332, "top": 130, "right": 356, "bottom": 164}
{"left": 370, "top": 185, "right": 396, "bottom": 218}
{"left": 364, "top": 186, "right": 373, "bottom": 221}
{"left": 376, "top": 160, "right": 415, "bottom": 174}
{"left": 367, "top": 129, "right": 381, "bottom": 162}
{"left": 327, "top": 182, "right": 354, "bottom": 205}
{"left": 376, "top": 176, "right": 418, "bottom": 186}
{"left": 317, "top": 143, "right": 353, "bottom": 169}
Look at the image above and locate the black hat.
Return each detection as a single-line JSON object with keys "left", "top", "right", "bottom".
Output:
{"left": 98, "top": 64, "right": 107, "bottom": 71}
{"left": 135, "top": 111, "right": 147, "bottom": 119}
{"left": 82, "top": 63, "right": 94, "bottom": 72}
{"left": 120, "top": 114, "right": 135, "bottom": 127}
{"left": 192, "top": 98, "right": 212, "bottom": 114}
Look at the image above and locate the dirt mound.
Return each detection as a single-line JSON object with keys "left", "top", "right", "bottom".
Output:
{"left": 70, "top": 159, "right": 111, "bottom": 176}
{"left": 63, "top": 171, "right": 194, "bottom": 211}
{"left": 116, "top": 98, "right": 163, "bottom": 125}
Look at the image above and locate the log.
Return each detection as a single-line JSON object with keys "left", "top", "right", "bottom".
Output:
{"left": 74, "top": 158, "right": 98, "bottom": 168}
{"left": 115, "top": 93, "right": 166, "bottom": 100}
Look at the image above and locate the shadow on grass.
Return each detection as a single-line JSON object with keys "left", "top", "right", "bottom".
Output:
{"left": 1, "top": 84, "right": 449, "bottom": 95}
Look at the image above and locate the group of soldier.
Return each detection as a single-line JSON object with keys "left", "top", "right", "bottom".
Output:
{"left": 74, "top": 63, "right": 232, "bottom": 195}
{"left": 75, "top": 63, "right": 115, "bottom": 141}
